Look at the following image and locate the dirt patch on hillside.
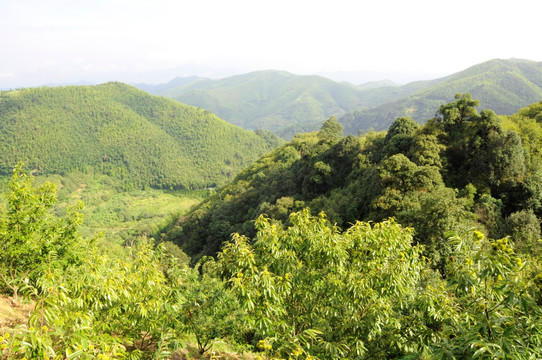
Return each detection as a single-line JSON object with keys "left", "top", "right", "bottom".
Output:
{"left": 74, "top": 183, "right": 87, "bottom": 198}
{"left": 174, "top": 344, "right": 258, "bottom": 360}
{"left": 0, "top": 296, "right": 32, "bottom": 329}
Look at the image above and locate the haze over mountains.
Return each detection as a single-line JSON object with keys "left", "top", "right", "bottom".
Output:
{"left": 135, "top": 58, "right": 542, "bottom": 138}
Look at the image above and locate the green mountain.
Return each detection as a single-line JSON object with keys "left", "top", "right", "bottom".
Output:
{"left": 341, "top": 59, "right": 542, "bottom": 134}
{"left": 0, "top": 82, "right": 281, "bottom": 189}
{"left": 165, "top": 96, "right": 542, "bottom": 261}
{"left": 139, "top": 59, "right": 542, "bottom": 138}
{"left": 142, "top": 70, "right": 418, "bottom": 138}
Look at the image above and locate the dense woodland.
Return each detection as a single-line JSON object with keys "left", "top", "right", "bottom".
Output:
{"left": 1, "top": 92, "right": 542, "bottom": 359}
{"left": 0, "top": 83, "right": 281, "bottom": 190}
{"left": 167, "top": 95, "right": 542, "bottom": 264}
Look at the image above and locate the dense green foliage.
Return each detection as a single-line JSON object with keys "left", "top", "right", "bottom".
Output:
{"left": 1, "top": 83, "right": 542, "bottom": 359}
{"left": 167, "top": 95, "right": 542, "bottom": 268}
{"left": 501, "top": 100, "right": 542, "bottom": 161}
{"left": 341, "top": 59, "right": 542, "bottom": 134}
{"left": 0, "top": 165, "right": 84, "bottom": 300}
{"left": 0, "top": 83, "right": 281, "bottom": 189}
{"left": 219, "top": 210, "right": 542, "bottom": 359}
{"left": 1, "top": 131, "right": 542, "bottom": 359}
{"left": 220, "top": 211, "right": 438, "bottom": 358}
{"left": 0, "top": 169, "right": 240, "bottom": 359}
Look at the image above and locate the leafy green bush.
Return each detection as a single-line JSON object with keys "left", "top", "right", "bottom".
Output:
{"left": 0, "top": 164, "right": 83, "bottom": 300}
{"left": 219, "top": 209, "right": 452, "bottom": 359}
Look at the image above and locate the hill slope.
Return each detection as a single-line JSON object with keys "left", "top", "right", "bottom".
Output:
{"left": 165, "top": 96, "right": 542, "bottom": 260}
{"left": 0, "top": 83, "right": 281, "bottom": 189}
{"left": 141, "top": 70, "right": 422, "bottom": 138}
{"left": 341, "top": 59, "right": 542, "bottom": 134}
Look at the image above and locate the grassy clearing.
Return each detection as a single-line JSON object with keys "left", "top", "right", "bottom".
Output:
{"left": 13, "top": 172, "right": 209, "bottom": 245}
{"left": 59, "top": 174, "right": 206, "bottom": 244}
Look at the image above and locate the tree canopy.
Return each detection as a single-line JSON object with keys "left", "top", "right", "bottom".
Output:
{"left": 166, "top": 95, "right": 542, "bottom": 268}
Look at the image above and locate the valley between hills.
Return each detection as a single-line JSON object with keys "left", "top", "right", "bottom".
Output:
{"left": 1, "top": 58, "right": 542, "bottom": 359}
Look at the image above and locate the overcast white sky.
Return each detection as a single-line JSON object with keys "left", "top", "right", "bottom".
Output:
{"left": 1, "top": 0, "right": 541, "bottom": 88}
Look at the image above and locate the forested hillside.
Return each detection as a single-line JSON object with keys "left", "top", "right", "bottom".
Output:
{"left": 2, "top": 95, "right": 540, "bottom": 359}
{"left": 137, "top": 60, "right": 542, "bottom": 138}
{"left": 165, "top": 95, "right": 542, "bottom": 264}
{"left": 0, "top": 83, "right": 281, "bottom": 189}
{"left": 140, "top": 70, "right": 421, "bottom": 138}
{"left": 341, "top": 58, "right": 542, "bottom": 134}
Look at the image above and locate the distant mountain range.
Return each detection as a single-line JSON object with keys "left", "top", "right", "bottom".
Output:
{"left": 340, "top": 59, "right": 542, "bottom": 134}
{"left": 141, "top": 70, "right": 393, "bottom": 137}
{"left": 0, "top": 83, "right": 281, "bottom": 189}
{"left": 137, "top": 71, "right": 434, "bottom": 138}
{"left": 136, "top": 59, "right": 542, "bottom": 137}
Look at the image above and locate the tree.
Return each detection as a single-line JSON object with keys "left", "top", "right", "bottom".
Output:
{"left": 386, "top": 116, "right": 420, "bottom": 139}
{"left": 383, "top": 117, "right": 420, "bottom": 158}
{"left": 0, "top": 164, "right": 83, "bottom": 300}
{"left": 4, "top": 237, "right": 183, "bottom": 359}
{"left": 171, "top": 259, "right": 243, "bottom": 355}
{"left": 318, "top": 116, "right": 343, "bottom": 142}
{"left": 436, "top": 93, "right": 480, "bottom": 126}
{"left": 409, "top": 131, "right": 445, "bottom": 167}
{"left": 437, "top": 230, "right": 542, "bottom": 358}
{"left": 219, "top": 209, "right": 452, "bottom": 359}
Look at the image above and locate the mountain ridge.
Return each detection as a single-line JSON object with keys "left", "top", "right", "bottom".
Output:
{"left": 0, "top": 82, "right": 281, "bottom": 189}
{"left": 134, "top": 58, "right": 542, "bottom": 137}
{"left": 138, "top": 70, "right": 420, "bottom": 138}
{"left": 340, "top": 58, "right": 542, "bottom": 133}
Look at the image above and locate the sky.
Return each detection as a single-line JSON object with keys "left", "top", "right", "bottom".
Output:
{"left": 1, "top": 0, "right": 541, "bottom": 88}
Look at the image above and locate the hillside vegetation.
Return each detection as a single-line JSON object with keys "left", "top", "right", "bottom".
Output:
{"left": 165, "top": 95, "right": 542, "bottom": 264}
{"left": 1, "top": 62, "right": 542, "bottom": 359}
{"left": 0, "top": 83, "right": 281, "bottom": 189}
{"left": 143, "top": 71, "right": 420, "bottom": 138}
{"left": 1, "top": 98, "right": 541, "bottom": 358}
{"left": 341, "top": 58, "right": 542, "bottom": 134}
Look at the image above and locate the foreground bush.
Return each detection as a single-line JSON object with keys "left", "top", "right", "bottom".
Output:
{"left": 219, "top": 210, "right": 542, "bottom": 359}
